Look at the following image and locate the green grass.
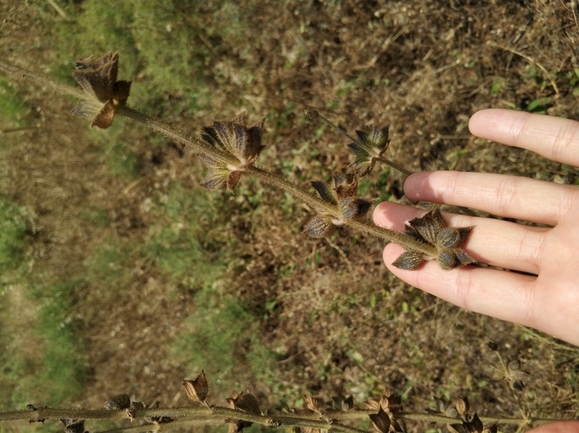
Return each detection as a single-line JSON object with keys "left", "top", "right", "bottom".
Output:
{"left": 51, "top": 0, "right": 257, "bottom": 117}
{"left": 172, "top": 285, "right": 277, "bottom": 397}
{"left": 0, "top": 281, "right": 87, "bottom": 410}
{"left": 0, "top": 199, "right": 31, "bottom": 277}
{"left": 0, "top": 79, "right": 28, "bottom": 129}
{"left": 144, "top": 184, "right": 229, "bottom": 289}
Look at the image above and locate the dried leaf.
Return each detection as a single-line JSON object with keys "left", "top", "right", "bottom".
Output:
{"left": 455, "top": 397, "right": 469, "bottom": 417}
{"left": 201, "top": 113, "right": 265, "bottom": 168}
{"left": 347, "top": 127, "right": 389, "bottom": 177}
{"left": 369, "top": 407, "right": 390, "bottom": 433}
{"left": 226, "top": 391, "right": 261, "bottom": 433}
{"left": 311, "top": 181, "right": 337, "bottom": 204}
{"left": 339, "top": 197, "right": 371, "bottom": 220}
{"left": 392, "top": 251, "right": 425, "bottom": 270}
{"left": 104, "top": 394, "right": 131, "bottom": 410}
{"left": 395, "top": 208, "right": 476, "bottom": 270}
{"left": 71, "top": 52, "right": 132, "bottom": 129}
{"left": 470, "top": 414, "right": 483, "bottom": 433}
{"left": 60, "top": 419, "right": 85, "bottom": 433}
{"left": 183, "top": 370, "right": 209, "bottom": 403}
{"left": 304, "top": 395, "right": 324, "bottom": 413}
{"left": 304, "top": 216, "right": 336, "bottom": 238}
{"left": 332, "top": 171, "right": 358, "bottom": 199}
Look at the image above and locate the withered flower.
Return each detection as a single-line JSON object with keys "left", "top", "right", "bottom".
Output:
{"left": 60, "top": 419, "right": 86, "bottom": 433}
{"left": 226, "top": 391, "right": 262, "bottom": 433}
{"left": 305, "top": 171, "right": 371, "bottom": 238}
{"left": 447, "top": 413, "right": 484, "bottom": 433}
{"left": 144, "top": 401, "right": 173, "bottom": 424}
{"left": 393, "top": 208, "right": 475, "bottom": 270}
{"left": 200, "top": 112, "right": 265, "bottom": 192}
{"left": 71, "top": 52, "right": 131, "bottom": 129}
{"left": 104, "top": 393, "right": 131, "bottom": 410}
{"left": 348, "top": 127, "right": 390, "bottom": 177}
{"left": 183, "top": 370, "right": 209, "bottom": 403}
{"left": 369, "top": 407, "right": 391, "bottom": 433}
{"left": 304, "top": 395, "right": 325, "bottom": 414}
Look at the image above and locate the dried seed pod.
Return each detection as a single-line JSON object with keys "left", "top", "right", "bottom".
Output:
{"left": 304, "top": 215, "right": 336, "bottom": 238}
{"left": 104, "top": 393, "right": 131, "bottom": 410}
{"left": 199, "top": 113, "right": 265, "bottom": 192}
{"left": 226, "top": 391, "right": 260, "bottom": 433}
{"left": 437, "top": 227, "right": 473, "bottom": 249}
{"left": 455, "top": 397, "right": 469, "bottom": 417}
{"left": 60, "top": 419, "right": 85, "bottom": 433}
{"left": 71, "top": 52, "right": 132, "bottom": 129}
{"left": 369, "top": 407, "right": 390, "bottom": 433}
{"left": 332, "top": 171, "right": 358, "bottom": 200}
{"left": 339, "top": 197, "right": 371, "bottom": 220}
{"left": 392, "top": 251, "right": 425, "bottom": 270}
{"left": 304, "top": 108, "right": 320, "bottom": 119}
{"left": 311, "top": 181, "right": 338, "bottom": 205}
{"left": 393, "top": 209, "right": 475, "bottom": 270}
{"left": 183, "top": 370, "right": 209, "bottom": 403}
{"left": 304, "top": 395, "right": 325, "bottom": 413}
{"left": 348, "top": 126, "right": 390, "bottom": 177}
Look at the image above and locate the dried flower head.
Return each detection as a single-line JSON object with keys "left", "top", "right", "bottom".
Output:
{"left": 104, "top": 393, "right": 131, "bottom": 410}
{"left": 60, "top": 419, "right": 86, "bottom": 433}
{"left": 348, "top": 127, "right": 390, "bottom": 177}
{"left": 305, "top": 171, "right": 371, "bottom": 238}
{"left": 226, "top": 391, "right": 261, "bottom": 433}
{"left": 447, "top": 413, "right": 484, "bottom": 433}
{"left": 393, "top": 208, "right": 475, "bottom": 270}
{"left": 183, "top": 370, "right": 209, "bottom": 403}
{"left": 71, "top": 52, "right": 131, "bottom": 129}
{"left": 369, "top": 407, "right": 391, "bottom": 433}
{"left": 200, "top": 112, "right": 265, "bottom": 191}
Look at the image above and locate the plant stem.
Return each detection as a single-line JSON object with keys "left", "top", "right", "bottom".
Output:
{"left": 376, "top": 156, "right": 412, "bottom": 177}
{"left": 0, "top": 60, "right": 86, "bottom": 100}
{"left": 118, "top": 106, "right": 437, "bottom": 256}
{"left": 117, "top": 106, "right": 238, "bottom": 167}
{"left": 0, "top": 406, "right": 564, "bottom": 431}
{"left": 312, "top": 111, "right": 413, "bottom": 177}
{"left": 245, "top": 167, "right": 437, "bottom": 256}
{"left": 0, "top": 59, "right": 440, "bottom": 258}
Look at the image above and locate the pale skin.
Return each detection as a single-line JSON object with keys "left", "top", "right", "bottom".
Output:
{"left": 374, "top": 109, "right": 579, "bottom": 433}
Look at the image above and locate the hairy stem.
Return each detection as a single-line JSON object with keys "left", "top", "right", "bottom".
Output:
{"left": 245, "top": 167, "right": 436, "bottom": 256}
{"left": 0, "top": 406, "right": 562, "bottom": 431}
{"left": 0, "top": 59, "right": 443, "bottom": 259}
{"left": 312, "top": 110, "right": 412, "bottom": 177}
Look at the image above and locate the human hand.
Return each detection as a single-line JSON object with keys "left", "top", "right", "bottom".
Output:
{"left": 373, "top": 108, "right": 579, "bottom": 346}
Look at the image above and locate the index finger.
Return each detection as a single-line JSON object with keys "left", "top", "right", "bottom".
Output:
{"left": 469, "top": 109, "right": 579, "bottom": 166}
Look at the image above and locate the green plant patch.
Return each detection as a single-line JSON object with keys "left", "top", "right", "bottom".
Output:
{"left": 0, "top": 78, "right": 28, "bottom": 129}
{"left": 173, "top": 285, "right": 275, "bottom": 397}
{"left": 0, "top": 198, "right": 32, "bottom": 277}
{"left": 0, "top": 281, "right": 87, "bottom": 410}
